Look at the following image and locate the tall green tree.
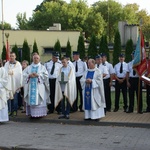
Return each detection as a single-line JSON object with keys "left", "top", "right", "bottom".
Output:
{"left": 28, "top": 0, "right": 89, "bottom": 33}
{"left": 113, "top": 30, "right": 122, "bottom": 66}
{"left": 88, "top": 34, "right": 97, "bottom": 59}
{"left": 1, "top": 45, "right": 6, "bottom": 60}
{"left": 122, "top": 3, "right": 138, "bottom": 24}
{"left": 93, "top": 0, "right": 123, "bottom": 42}
{"left": 77, "top": 34, "right": 85, "bottom": 60}
{"left": 125, "top": 39, "right": 134, "bottom": 63}
{"left": 54, "top": 39, "right": 61, "bottom": 58}
{"left": 99, "top": 35, "right": 109, "bottom": 61}
{"left": 32, "top": 40, "right": 39, "bottom": 54}
{"left": 0, "top": 22, "right": 11, "bottom": 29}
{"left": 84, "top": 10, "right": 106, "bottom": 39}
{"left": 99, "top": 35, "right": 104, "bottom": 54}
{"left": 22, "top": 39, "right": 30, "bottom": 64}
{"left": 137, "top": 9, "right": 150, "bottom": 41}
{"left": 16, "top": 12, "right": 29, "bottom": 29}
{"left": 34, "top": 0, "right": 66, "bottom": 12}
{"left": 12, "top": 44, "right": 19, "bottom": 61}
{"left": 66, "top": 39, "right": 72, "bottom": 60}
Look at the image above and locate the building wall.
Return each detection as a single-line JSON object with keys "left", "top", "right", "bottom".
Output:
{"left": 118, "top": 21, "right": 139, "bottom": 46}
{"left": 124, "top": 25, "right": 139, "bottom": 45}
{"left": 118, "top": 21, "right": 127, "bottom": 46}
{"left": 0, "top": 30, "right": 80, "bottom": 62}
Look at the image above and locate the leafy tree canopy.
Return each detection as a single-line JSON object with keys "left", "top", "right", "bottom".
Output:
{"left": 15, "top": 0, "right": 150, "bottom": 41}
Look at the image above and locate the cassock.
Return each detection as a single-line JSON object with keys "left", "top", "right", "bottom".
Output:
{"left": 23, "top": 62, "right": 50, "bottom": 117}
{"left": 55, "top": 66, "right": 76, "bottom": 108}
{"left": 80, "top": 68, "right": 106, "bottom": 120}
{"left": 0, "top": 67, "right": 9, "bottom": 122}
{"left": 4, "top": 61, "right": 22, "bottom": 99}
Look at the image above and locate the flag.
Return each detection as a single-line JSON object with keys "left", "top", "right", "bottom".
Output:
{"left": 147, "top": 58, "right": 150, "bottom": 77}
{"left": 6, "top": 39, "right": 10, "bottom": 61}
{"left": 133, "top": 30, "right": 147, "bottom": 76}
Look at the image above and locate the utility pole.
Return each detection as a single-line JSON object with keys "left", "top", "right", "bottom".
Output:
{"left": 1, "top": 0, "right": 5, "bottom": 46}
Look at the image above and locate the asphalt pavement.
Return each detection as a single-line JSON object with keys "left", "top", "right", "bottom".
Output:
{"left": 0, "top": 121, "right": 150, "bottom": 150}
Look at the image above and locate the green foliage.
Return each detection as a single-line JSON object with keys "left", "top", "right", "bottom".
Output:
{"left": 0, "top": 22, "right": 11, "bottom": 29}
{"left": 88, "top": 34, "right": 97, "bottom": 59}
{"left": 15, "top": 0, "right": 150, "bottom": 41}
{"left": 1, "top": 45, "right": 6, "bottom": 60}
{"left": 77, "top": 34, "right": 85, "bottom": 60}
{"left": 113, "top": 30, "right": 121, "bottom": 66}
{"left": 122, "top": 4, "right": 138, "bottom": 24}
{"left": 99, "top": 35, "right": 109, "bottom": 61}
{"left": 66, "top": 39, "right": 72, "bottom": 60}
{"left": 84, "top": 10, "right": 106, "bottom": 39}
{"left": 12, "top": 44, "right": 19, "bottom": 61}
{"left": 32, "top": 40, "right": 39, "bottom": 54}
{"left": 54, "top": 39, "right": 61, "bottom": 58}
{"left": 22, "top": 40, "right": 30, "bottom": 64}
{"left": 93, "top": 0, "right": 123, "bottom": 42}
{"left": 125, "top": 39, "right": 134, "bottom": 63}
{"left": 143, "top": 24, "right": 150, "bottom": 41}
{"left": 16, "top": 13, "right": 29, "bottom": 30}
{"left": 137, "top": 10, "right": 150, "bottom": 41}
{"left": 34, "top": 0, "right": 66, "bottom": 12}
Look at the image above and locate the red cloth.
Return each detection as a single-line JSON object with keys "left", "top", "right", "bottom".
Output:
{"left": 133, "top": 31, "right": 147, "bottom": 76}
{"left": 6, "top": 40, "right": 10, "bottom": 61}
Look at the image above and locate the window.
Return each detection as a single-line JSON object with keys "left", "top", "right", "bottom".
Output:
{"left": 43, "top": 47, "right": 67, "bottom": 54}
{"left": 43, "top": 47, "right": 54, "bottom": 54}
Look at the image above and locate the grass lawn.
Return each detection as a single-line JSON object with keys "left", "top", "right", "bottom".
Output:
{"left": 111, "top": 90, "right": 147, "bottom": 111}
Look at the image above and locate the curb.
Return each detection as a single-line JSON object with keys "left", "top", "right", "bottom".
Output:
{"left": 10, "top": 117, "right": 150, "bottom": 129}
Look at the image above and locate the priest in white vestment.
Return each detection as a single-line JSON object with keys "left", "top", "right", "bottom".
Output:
{"left": 55, "top": 57, "right": 76, "bottom": 119}
{"left": 23, "top": 54, "right": 50, "bottom": 117}
{"left": 80, "top": 59, "right": 106, "bottom": 121}
{"left": 0, "top": 60, "right": 9, "bottom": 122}
{"left": 4, "top": 52, "right": 22, "bottom": 116}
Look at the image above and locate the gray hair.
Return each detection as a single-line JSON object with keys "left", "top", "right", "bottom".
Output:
{"left": 88, "top": 59, "right": 95, "bottom": 65}
{"left": 22, "top": 60, "right": 29, "bottom": 66}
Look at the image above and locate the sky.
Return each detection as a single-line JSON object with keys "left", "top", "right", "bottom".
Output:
{"left": 0, "top": 0, "right": 150, "bottom": 28}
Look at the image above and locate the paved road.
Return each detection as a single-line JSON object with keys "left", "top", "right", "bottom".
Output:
{"left": 0, "top": 121, "right": 150, "bottom": 150}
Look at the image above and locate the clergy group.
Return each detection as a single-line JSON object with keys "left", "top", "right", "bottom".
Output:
{"left": 0, "top": 50, "right": 149, "bottom": 123}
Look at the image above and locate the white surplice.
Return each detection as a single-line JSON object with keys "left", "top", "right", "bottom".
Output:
{"left": 55, "top": 66, "right": 76, "bottom": 108}
{"left": 4, "top": 61, "right": 22, "bottom": 99}
{"left": 23, "top": 63, "right": 50, "bottom": 117}
{"left": 80, "top": 68, "right": 106, "bottom": 119}
{"left": 0, "top": 67, "right": 9, "bottom": 122}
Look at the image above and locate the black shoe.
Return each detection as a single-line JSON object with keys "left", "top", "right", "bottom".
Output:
{"left": 80, "top": 109, "right": 84, "bottom": 112}
{"left": 57, "top": 111, "right": 61, "bottom": 115}
{"left": 143, "top": 110, "right": 150, "bottom": 113}
{"left": 93, "top": 119, "right": 99, "bottom": 122}
{"left": 65, "top": 115, "right": 70, "bottom": 119}
{"left": 126, "top": 110, "right": 133, "bottom": 113}
{"left": 84, "top": 118, "right": 91, "bottom": 121}
{"left": 107, "top": 109, "right": 111, "bottom": 112}
{"left": 58, "top": 115, "right": 66, "bottom": 119}
{"left": 21, "top": 110, "right": 26, "bottom": 113}
{"left": 123, "top": 107, "right": 128, "bottom": 112}
{"left": 113, "top": 108, "right": 118, "bottom": 112}
{"left": 138, "top": 111, "right": 143, "bottom": 114}
{"left": 47, "top": 111, "right": 54, "bottom": 114}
